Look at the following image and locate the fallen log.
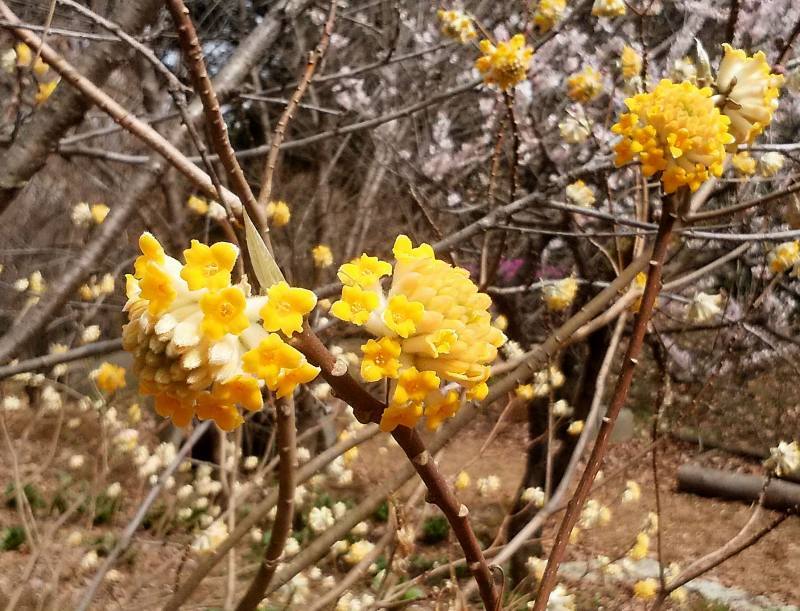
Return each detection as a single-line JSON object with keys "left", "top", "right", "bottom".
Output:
{"left": 677, "top": 464, "right": 800, "bottom": 511}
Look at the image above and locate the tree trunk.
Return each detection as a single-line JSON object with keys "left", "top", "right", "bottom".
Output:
{"left": 677, "top": 464, "right": 800, "bottom": 510}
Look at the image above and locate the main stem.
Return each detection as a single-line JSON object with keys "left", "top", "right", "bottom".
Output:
{"left": 531, "top": 192, "right": 680, "bottom": 610}
{"left": 293, "top": 328, "right": 499, "bottom": 609}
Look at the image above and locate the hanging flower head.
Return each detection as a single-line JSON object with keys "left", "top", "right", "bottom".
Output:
{"left": 123, "top": 233, "right": 318, "bottom": 431}
{"left": 620, "top": 46, "right": 642, "bottom": 80}
{"left": 330, "top": 235, "right": 506, "bottom": 432}
{"left": 436, "top": 9, "right": 476, "bottom": 43}
{"left": 612, "top": 80, "right": 734, "bottom": 192}
{"left": 475, "top": 34, "right": 533, "bottom": 91}
{"left": 714, "top": 44, "right": 783, "bottom": 145}
{"left": 566, "top": 66, "right": 603, "bottom": 102}
{"left": 592, "top": 0, "right": 626, "bottom": 17}
{"left": 533, "top": 0, "right": 567, "bottom": 33}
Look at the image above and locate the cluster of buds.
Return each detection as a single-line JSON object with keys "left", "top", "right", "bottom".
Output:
{"left": 329, "top": 235, "right": 506, "bottom": 432}
{"left": 122, "top": 233, "right": 319, "bottom": 431}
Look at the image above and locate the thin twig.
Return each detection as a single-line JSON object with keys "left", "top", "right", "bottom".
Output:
{"left": 531, "top": 191, "right": 682, "bottom": 610}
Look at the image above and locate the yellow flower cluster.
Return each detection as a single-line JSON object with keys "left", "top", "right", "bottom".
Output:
{"left": 543, "top": 277, "right": 579, "bottom": 311}
{"left": 266, "top": 200, "right": 291, "bottom": 227}
{"left": 4, "top": 43, "right": 59, "bottom": 104}
{"left": 436, "top": 9, "right": 476, "bottom": 43}
{"left": 592, "top": 0, "right": 626, "bottom": 17}
{"left": 533, "top": 0, "right": 566, "bottom": 33}
{"left": 731, "top": 152, "right": 756, "bottom": 176}
{"left": 567, "top": 66, "right": 603, "bottom": 102}
{"left": 767, "top": 240, "right": 800, "bottom": 274}
{"left": 330, "top": 235, "right": 506, "bottom": 432}
{"left": 620, "top": 45, "right": 642, "bottom": 80}
{"left": 123, "top": 233, "right": 319, "bottom": 431}
{"left": 92, "top": 362, "right": 127, "bottom": 394}
{"left": 312, "top": 244, "right": 333, "bottom": 269}
{"left": 714, "top": 44, "right": 784, "bottom": 145}
{"left": 612, "top": 80, "right": 734, "bottom": 193}
{"left": 475, "top": 34, "right": 533, "bottom": 91}
{"left": 565, "top": 180, "right": 596, "bottom": 207}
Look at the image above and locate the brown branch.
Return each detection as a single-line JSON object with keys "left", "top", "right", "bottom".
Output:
{"left": 234, "top": 398, "right": 296, "bottom": 611}
{"left": 531, "top": 190, "right": 681, "bottom": 610}
{"left": 0, "top": 338, "right": 122, "bottom": 380}
{"left": 291, "top": 327, "right": 499, "bottom": 610}
{"left": 256, "top": 0, "right": 337, "bottom": 208}
{"left": 165, "top": 0, "right": 270, "bottom": 239}
{"left": 725, "top": 0, "right": 740, "bottom": 43}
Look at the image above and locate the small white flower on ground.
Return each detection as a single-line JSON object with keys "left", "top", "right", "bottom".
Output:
{"left": 283, "top": 536, "right": 300, "bottom": 556}
{"left": 477, "top": 475, "right": 501, "bottom": 497}
{"left": 105, "top": 569, "right": 123, "bottom": 583}
{"left": 579, "top": 499, "right": 611, "bottom": 529}
{"left": 332, "top": 539, "right": 349, "bottom": 556}
{"left": 296, "top": 447, "right": 311, "bottom": 463}
{"left": 243, "top": 455, "right": 259, "bottom": 471}
{"left": 553, "top": 399, "right": 573, "bottom": 417}
{"left": 69, "top": 454, "right": 85, "bottom": 469}
{"left": 567, "top": 420, "right": 584, "bottom": 436}
{"left": 332, "top": 501, "right": 347, "bottom": 519}
{"left": 80, "top": 550, "right": 99, "bottom": 571}
{"left": 622, "top": 480, "right": 641, "bottom": 503}
{"left": 106, "top": 482, "right": 122, "bottom": 498}
{"left": 687, "top": 292, "right": 723, "bottom": 323}
{"left": 344, "top": 539, "right": 375, "bottom": 564}
{"left": 521, "top": 486, "right": 545, "bottom": 507}
{"left": 351, "top": 521, "right": 368, "bottom": 536}
{"left": 526, "top": 556, "right": 547, "bottom": 581}
{"left": 191, "top": 520, "right": 228, "bottom": 554}
{"left": 765, "top": 440, "right": 800, "bottom": 477}
{"left": 66, "top": 531, "right": 83, "bottom": 547}
{"left": 760, "top": 151, "right": 785, "bottom": 176}
{"left": 308, "top": 506, "right": 335, "bottom": 533}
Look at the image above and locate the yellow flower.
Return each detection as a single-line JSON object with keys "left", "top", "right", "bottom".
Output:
{"left": 393, "top": 234, "right": 435, "bottom": 261}
{"left": 92, "top": 362, "right": 127, "bottom": 393}
{"left": 200, "top": 287, "right": 249, "bottom": 340}
{"left": 454, "top": 470, "right": 471, "bottom": 490}
{"left": 567, "top": 420, "right": 584, "bottom": 435}
{"left": 628, "top": 532, "right": 650, "bottom": 560}
{"left": 215, "top": 375, "right": 263, "bottom": 412}
{"left": 274, "top": 361, "right": 320, "bottom": 398}
{"left": 382, "top": 294, "right": 424, "bottom": 338}
{"left": 620, "top": 45, "right": 641, "bottom": 80}
{"left": 331, "top": 286, "right": 379, "bottom": 326}
{"left": 565, "top": 180, "right": 596, "bottom": 207}
{"left": 360, "top": 337, "right": 402, "bottom": 382}
{"left": 379, "top": 402, "right": 423, "bottom": 432}
{"left": 437, "top": 9, "right": 476, "bottom": 43}
{"left": 475, "top": 34, "right": 533, "bottom": 91}
{"left": 629, "top": 271, "right": 648, "bottom": 312}
{"left": 611, "top": 80, "right": 734, "bottom": 193}
{"left": 14, "top": 42, "right": 31, "bottom": 67}
{"left": 533, "top": 0, "right": 566, "bottom": 33}
{"left": 35, "top": 80, "right": 58, "bottom": 105}
{"left": 91, "top": 203, "right": 110, "bottom": 224}
{"left": 592, "top": 0, "right": 626, "bottom": 17}
{"left": 139, "top": 262, "right": 177, "bottom": 315}
{"left": 260, "top": 281, "right": 317, "bottom": 337}
{"left": 515, "top": 384, "right": 535, "bottom": 400}
{"left": 338, "top": 254, "right": 393, "bottom": 288}
{"left": 266, "top": 200, "right": 291, "bottom": 227}
{"left": 187, "top": 195, "right": 209, "bottom": 215}
{"left": 134, "top": 232, "right": 166, "bottom": 278}
{"left": 392, "top": 367, "right": 440, "bottom": 404}
{"left": 567, "top": 66, "right": 603, "bottom": 102}
{"left": 633, "top": 578, "right": 658, "bottom": 600}
{"left": 181, "top": 240, "right": 239, "bottom": 291}
{"left": 760, "top": 151, "right": 785, "bottom": 177}
{"left": 242, "top": 334, "right": 303, "bottom": 387}
{"left": 311, "top": 244, "right": 333, "bottom": 269}
{"left": 195, "top": 391, "right": 244, "bottom": 432}
{"left": 731, "top": 152, "right": 756, "bottom": 175}
{"left": 424, "top": 389, "right": 460, "bottom": 430}
{"left": 715, "top": 44, "right": 783, "bottom": 145}
{"left": 493, "top": 315, "right": 508, "bottom": 331}
{"left": 154, "top": 393, "right": 194, "bottom": 428}
{"left": 543, "top": 277, "right": 579, "bottom": 311}
{"left": 767, "top": 241, "right": 800, "bottom": 274}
